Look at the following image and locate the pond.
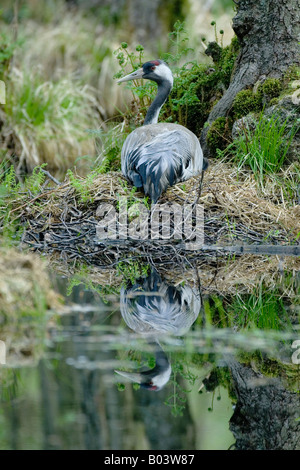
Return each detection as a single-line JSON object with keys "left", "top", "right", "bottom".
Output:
{"left": 0, "top": 251, "right": 299, "bottom": 451}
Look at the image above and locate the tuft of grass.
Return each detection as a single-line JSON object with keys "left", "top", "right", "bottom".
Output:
{"left": 0, "top": 13, "right": 119, "bottom": 177}
{"left": 4, "top": 69, "right": 101, "bottom": 174}
{"left": 226, "top": 287, "right": 294, "bottom": 331}
{"left": 66, "top": 265, "right": 121, "bottom": 304}
{"left": 18, "top": 12, "right": 120, "bottom": 113}
{"left": 228, "top": 112, "right": 300, "bottom": 184}
{"left": 91, "top": 123, "right": 127, "bottom": 174}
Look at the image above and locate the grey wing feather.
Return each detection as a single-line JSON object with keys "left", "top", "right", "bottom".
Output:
{"left": 120, "top": 273, "right": 201, "bottom": 335}
{"left": 121, "top": 125, "right": 203, "bottom": 203}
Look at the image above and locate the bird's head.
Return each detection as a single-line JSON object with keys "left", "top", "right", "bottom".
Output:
{"left": 117, "top": 59, "right": 173, "bottom": 87}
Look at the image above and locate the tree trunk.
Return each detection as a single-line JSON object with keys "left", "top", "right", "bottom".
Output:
{"left": 200, "top": 0, "right": 300, "bottom": 156}
{"left": 227, "top": 359, "right": 300, "bottom": 450}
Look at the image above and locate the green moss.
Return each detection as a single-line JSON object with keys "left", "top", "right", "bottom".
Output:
{"left": 160, "top": 35, "right": 240, "bottom": 136}
{"left": 232, "top": 89, "right": 262, "bottom": 119}
{"left": 237, "top": 352, "right": 300, "bottom": 392}
{"left": 185, "top": 101, "right": 211, "bottom": 136}
{"left": 254, "top": 78, "right": 283, "bottom": 105}
{"left": 205, "top": 41, "right": 222, "bottom": 63}
{"left": 269, "top": 97, "right": 279, "bottom": 107}
{"left": 283, "top": 65, "right": 300, "bottom": 85}
{"left": 231, "top": 75, "right": 294, "bottom": 123}
{"left": 217, "top": 36, "right": 240, "bottom": 85}
{"left": 207, "top": 116, "right": 232, "bottom": 152}
{"left": 262, "top": 78, "right": 282, "bottom": 99}
{"left": 201, "top": 366, "right": 237, "bottom": 401}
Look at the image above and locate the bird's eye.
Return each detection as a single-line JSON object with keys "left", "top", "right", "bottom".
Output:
{"left": 151, "top": 66, "right": 156, "bottom": 71}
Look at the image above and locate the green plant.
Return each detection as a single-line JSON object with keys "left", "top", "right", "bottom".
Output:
{"left": 24, "top": 164, "right": 47, "bottom": 195}
{"left": 162, "top": 20, "right": 194, "bottom": 67}
{"left": 91, "top": 123, "right": 126, "bottom": 174}
{"left": 164, "top": 357, "right": 198, "bottom": 417}
{"left": 116, "top": 260, "right": 149, "bottom": 285}
{"left": 4, "top": 69, "right": 99, "bottom": 173}
{"left": 116, "top": 178, "right": 150, "bottom": 212}
{"left": 0, "top": 161, "right": 20, "bottom": 196}
{"left": 0, "top": 33, "right": 22, "bottom": 76}
{"left": 67, "top": 169, "right": 96, "bottom": 203}
{"left": 66, "top": 265, "right": 120, "bottom": 303}
{"left": 0, "top": 162, "right": 21, "bottom": 241}
{"left": 229, "top": 112, "right": 300, "bottom": 182}
{"left": 225, "top": 285, "right": 295, "bottom": 331}
{"left": 0, "top": 161, "right": 58, "bottom": 243}
{"left": 114, "top": 42, "right": 156, "bottom": 117}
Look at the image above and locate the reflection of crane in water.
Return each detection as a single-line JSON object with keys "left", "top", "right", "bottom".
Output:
{"left": 115, "top": 269, "right": 201, "bottom": 390}
{"left": 115, "top": 344, "right": 171, "bottom": 391}
{"left": 117, "top": 60, "right": 208, "bottom": 203}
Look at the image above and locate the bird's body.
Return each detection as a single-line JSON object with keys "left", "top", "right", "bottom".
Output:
{"left": 119, "top": 269, "right": 201, "bottom": 336}
{"left": 116, "top": 269, "right": 201, "bottom": 390}
{"left": 118, "top": 60, "right": 207, "bottom": 203}
{"left": 121, "top": 122, "right": 203, "bottom": 204}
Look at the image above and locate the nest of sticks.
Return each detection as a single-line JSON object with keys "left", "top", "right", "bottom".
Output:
{"left": 9, "top": 161, "right": 299, "bottom": 268}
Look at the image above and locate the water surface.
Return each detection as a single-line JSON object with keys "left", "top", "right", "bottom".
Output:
{"left": 0, "top": 254, "right": 299, "bottom": 450}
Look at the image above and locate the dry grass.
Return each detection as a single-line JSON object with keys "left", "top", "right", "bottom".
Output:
{"left": 0, "top": 246, "right": 63, "bottom": 366}
{"left": 28, "top": 159, "right": 298, "bottom": 237}
{"left": 0, "top": 10, "right": 125, "bottom": 175}
{"left": 0, "top": 247, "right": 61, "bottom": 317}
{"left": 162, "top": 253, "right": 299, "bottom": 295}
{"left": 195, "top": 161, "right": 300, "bottom": 238}
{"left": 3, "top": 66, "right": 104, "bottom": 175}
{"left": 49, "top": 249, "right": 299, "bottom": 299}
{"left": 2, "top": 160, "right": 295, "bottom": 278}
{"left": 16, "top": 12, "right": 123, "bottom": 117}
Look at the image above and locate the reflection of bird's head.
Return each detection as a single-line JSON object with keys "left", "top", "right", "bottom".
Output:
{"left": 115, "top": 346, "right": 171, "bottom": 391}
{"left": 120, "top": 270, "right": 201, "bottom": 336}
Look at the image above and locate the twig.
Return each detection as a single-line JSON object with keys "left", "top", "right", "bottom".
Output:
{"left": 40, "top": 168, "right": 61, "bottom": 186}
{"left": 9, "top": 183, "right": 70, "bottom": 215}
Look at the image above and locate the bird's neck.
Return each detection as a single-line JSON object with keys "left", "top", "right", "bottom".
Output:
{"left": 143, "top": 81, "right": 172, "bottom": 126}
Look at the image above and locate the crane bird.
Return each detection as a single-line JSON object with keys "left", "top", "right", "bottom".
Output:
{"left": 115, "top": 269, "right": 201, "bottom": 391}
{"left": 117, "top": 60, "right": 208, "bottom": 203}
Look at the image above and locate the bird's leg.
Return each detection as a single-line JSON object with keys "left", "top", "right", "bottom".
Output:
{"left": 193, "top": 169, "right": 205, "bottom": 208}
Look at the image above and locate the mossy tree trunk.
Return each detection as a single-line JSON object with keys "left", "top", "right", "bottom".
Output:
{"left": 200, "top": 0, "right": 300, "bottom": 156}
{"left": 227, "top": 359, "right": 300, "bottom": 450}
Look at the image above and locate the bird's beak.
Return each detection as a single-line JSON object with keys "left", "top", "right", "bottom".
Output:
{"left": 115, "top": 370, "right": 142, "bottom": 384}
{"left": 117, "top": 67, "right": 144, "bottom": 83}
